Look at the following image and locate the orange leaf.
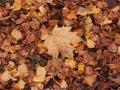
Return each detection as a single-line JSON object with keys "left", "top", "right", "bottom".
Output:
{"left": 66, "top": 10, "right": 77, "bottom": 20}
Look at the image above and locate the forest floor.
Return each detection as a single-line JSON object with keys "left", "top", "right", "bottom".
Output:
{"left": 0, "top": 0, "right": 120, "bottom": 90}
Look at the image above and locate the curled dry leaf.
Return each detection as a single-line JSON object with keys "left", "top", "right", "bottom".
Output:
{"left": 33, "top": 66, "right": 46, "bottom": 82}
{"left": 44, "top": 25, "right": 81, "bottom": 58}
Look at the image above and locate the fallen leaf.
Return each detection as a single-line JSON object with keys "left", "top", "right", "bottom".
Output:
{"left": 44, "top": 25, "right": 81, "bottom": 58}
{"left": 107, "top": 64, "right": 117, "bottom": 69}
{"left": 38, "top": 83, "right": 44, "bottom": 90}
{"left": 11, "top": 29, "right": 23, "bottom": 40}
{"left": 108, "top": 11, "right": 119, "bottom": 20}
{"left": 86, "top": 39, "right": 95, "bottom": 48}
{"left": 76, "top": 6, "right": 92, "bottom": 16}
{"left": 66, "top": 10, "right": 77, "bottom": 20}
{"left": 39, "top": 5, "right": 47, "bottom": 15}
{"left": 30, "top": 18, "right": 40, "bottom": 30}
{"left": 37, "top": 43, "right": 46, "bottom": 54}
{"left": 17, "top": 64, "right": 28, "bottom": 77}
{"left": 64, "top": 59, "right": 77, "bottom": 69}
{"left": 60, "top": 80, "right": 68, "bottom": 88}
{"left": 31, "top": 87, "right": 38, "bottom": 90}
{"left": 118, "top": 46, "right": 120, "bottom": 54}
{"left": 109, "top": 77, "right": 120, "bottom": 85}
{"left": 8, "top": 61, "right": 15, "bottom": 68}
{"left": 84, "top": 74, "right": 97, "bottom": 86}
{"left": 11, "top": 0, "right": 23, "bottom": 11}
{"left": 33, "top": 66, "right": 46, "bottom": 82}
{"left": 40, "top": 27, "right": 49, "bottom": 40}
{"left": 17, "top": 79, "right": 25, "bottom": 89}
{"left": 1, "top": 71, "right": 11, "bottom": 82}
{"left": 78, "top": 63, "right": 85, "bottom": 73}
{"left": 107, "top": 43, "right": 117, "bottom": 53}
{"left": 101, "top": 16, "right": 112, "bottom": 25}
{"left": 85, "top": 66, "right": 93, "bottom": 75}
{"left": 84, "top": 16, "right": 93, "bottom": 39}
{"left": 117, "top": 18, "right": 120, "bottom": 27}
{"left": 111, "top": 5, "right": 120, "bottom": 11}
{"left": 96, "top": 1, "right": 107, "bottom": 9}
{"left": 91, "top": 6, "right": 101, "bottom": 14}
{"left": 36, "top": 66, "right": 46, "bottom": 76}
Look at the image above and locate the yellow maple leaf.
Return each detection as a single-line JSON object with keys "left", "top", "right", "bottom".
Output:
{"left": 43, "top": 25, "right": 81, "bottom": 58}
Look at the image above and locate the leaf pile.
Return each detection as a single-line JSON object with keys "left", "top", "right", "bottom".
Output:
{"left": 0, "top": 0, "right": 120, "bottom": 90}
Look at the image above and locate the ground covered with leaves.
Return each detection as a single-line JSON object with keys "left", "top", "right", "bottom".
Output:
{"left": 0, "top": 0, "right": 120, "bottom": 90}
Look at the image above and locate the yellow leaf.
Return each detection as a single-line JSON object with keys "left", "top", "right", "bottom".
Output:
{"left": 86, "top": 39, "right": 95, "bottom": 48}
{"left": 78, "top": 63, "right": 85, "bottom": 73}
{"left": 11, "top": 0, "right": 23, "bottom": 11}
{"left": 91, "top": 6, "right": 100, "bottom": 14}
{"left": 44, "top": 25, "right": 81, "bottom": 58}
{"left": 64, "top": 59, "right": 77, "bottom": 69}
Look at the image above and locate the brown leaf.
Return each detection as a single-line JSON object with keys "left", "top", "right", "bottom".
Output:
{"left": 109, "top": 77, "right": 120, "bottom": 85}
{"left": 84, "top": 74, "right": 97, "bottom": 86}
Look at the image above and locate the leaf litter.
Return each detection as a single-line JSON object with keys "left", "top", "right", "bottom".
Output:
{"left": 0, "top": 0, "right": 120, "bottom": 90}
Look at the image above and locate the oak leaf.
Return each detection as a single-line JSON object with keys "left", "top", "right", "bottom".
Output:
{"left": 43, "top": 25, "right": 81, "bottom": 58}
